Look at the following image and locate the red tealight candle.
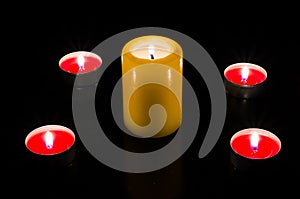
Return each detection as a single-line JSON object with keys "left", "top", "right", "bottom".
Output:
{"left": 25, "top": 125, "right": 76, "bottom": 168}
{"left": 59, "top": 51, "right": 102, "bottom": 75}
{"left": 230, "top": 128, "right": 281, "bottom": 172}
{"left": 59, "top": 51, "right": 102, "bottom": 88}
{"left": 224, "top": 63, "right": 268, "bottom": 99}
{"left": 230, "top": 128, "right": 281, "bottom": 159}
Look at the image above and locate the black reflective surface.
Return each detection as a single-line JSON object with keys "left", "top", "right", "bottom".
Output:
{"left": 4, "top": 13, "right": 300, "bottom": 198}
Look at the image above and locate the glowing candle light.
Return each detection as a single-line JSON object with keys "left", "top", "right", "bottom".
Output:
{"left": 25, "top": 125, "right": 76, "bottom": 168}
{"left": 148, "top": 45, "right": 155, "bottom": 60}
{"left": 224, "top": 63, "right": 268, "bottom": 99}
{"left": 230, "top": 128, "right": 281, "bottom": 160}
{"left": 230, "top": 128, "right": 282, "bottom": 172}
{"left": 44, "top": 131, "right": 54, "bottom": 149}
{"left": 59, "top": 51, "right": 102, "bottom": 87}
{"left": 121, "top": 35, "right": 183, "bottom": 138}
{"left": 59, "top": 51, "right": 102, "bottom": 75}
{"left": 241, "top": 66, "right": 249, "bottom": 83}
{"left": 250, "top": 131, "right": 259, "bottom": 152}
{"left": 77, "top": 54, "right": 85, "bottom": 72}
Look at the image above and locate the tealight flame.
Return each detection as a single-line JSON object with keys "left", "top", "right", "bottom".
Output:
{"left": 241, "top": 66, "right": 249, "bottom": 82}
{"left": 148, "top": 45, "right": 155, "bottom": 60}
{"left": 44, "top": 131, "right": 54, "bottom": 149}
{"left": 77, "top": 54, "right": 85, "bottom": 71}
{"left": 250, "top": 132, "right": 259, "bottom": 151}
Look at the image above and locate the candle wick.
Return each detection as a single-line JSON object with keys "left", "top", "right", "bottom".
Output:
{"left": 79, "top": 64, "right": 85, "bottom": 71}
{"left": 250, "top": 147, "right": 258, "bottom": 158}
{"left": 150, "top": 54, "right": 155, "bottom": 60}
{"left": 241, "top": 78, "right": 247, "bottom": 83}
{"left": 251, "top": 146, "right": 258, "bottom": 154}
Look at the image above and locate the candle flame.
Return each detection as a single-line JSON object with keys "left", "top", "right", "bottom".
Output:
{"left": 241, "top": 66, "right": 249, "bottom": 82}
{"left": 148, "top": 45, "right": 155, "bottom": 60}
{"left": 77, "top": 54, "right": 85, "bottom": 71}
{"left": 44, "top": 131, "right": 54, "bottom": 149}
{"left": 250, "top": 132, "right": 259, "bottom": 151}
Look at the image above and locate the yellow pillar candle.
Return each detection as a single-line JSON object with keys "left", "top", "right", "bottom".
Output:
{"left": 121, "top": 35, "right": 183, "bottom": 138}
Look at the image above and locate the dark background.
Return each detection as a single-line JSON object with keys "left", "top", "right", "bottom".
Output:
{"left": 3, "top": 9, "right": 300, "bottom": 198}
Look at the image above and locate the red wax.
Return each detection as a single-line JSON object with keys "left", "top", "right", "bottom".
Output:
{"left": 224, "top": 63, "right": 267, "bottom": 86}
{"left": 25, "top": 125, "right": 75, "bottom": 155}
{"left": 59, "top": 51, "right": 102, "bottom": 74}
{"left": 230, "top": 128, "right": 281, "bottom": 159}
